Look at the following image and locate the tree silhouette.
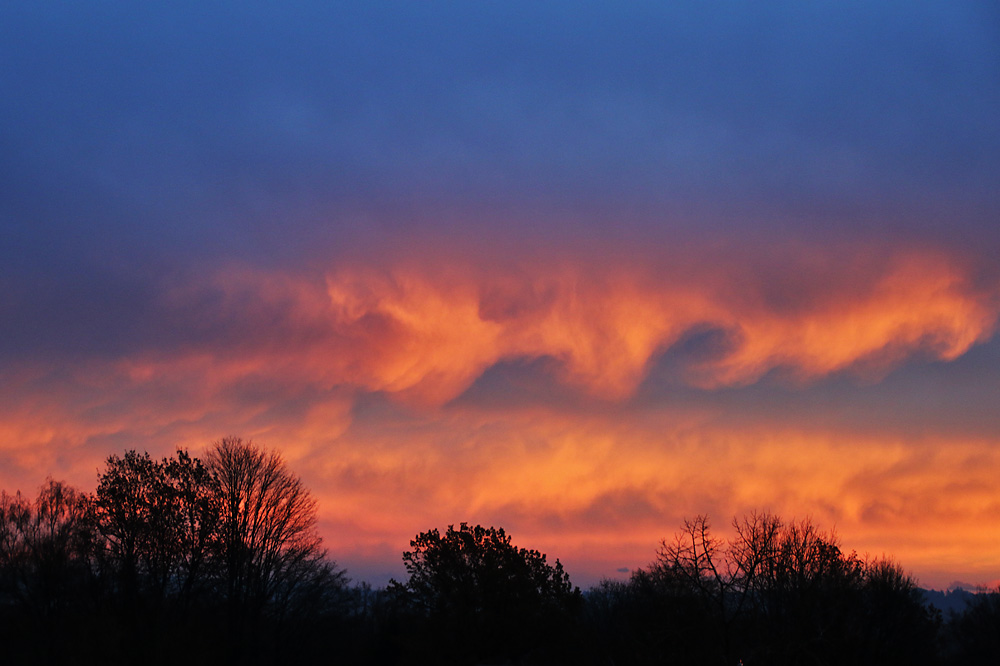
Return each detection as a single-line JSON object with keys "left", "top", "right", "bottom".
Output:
{"left": 92, "top": 450, "right": 220, "bottom": 609}
{"left": 641, "top": 512, "right": 939, "bottom": 666}
{"left": 943, "top": 585, "right": 1000, "bottom": 663}
{"left": 0, "top": 460, "right": 967, "bottom": 666}
{"left": 390, "top": 522, "right": 581, "bottom": 664}
{"left": 0, "top": 440, "right": 353, "bottom": 665}
{"left": 0, "top": 480, "right": 100, "bottom": 662}
{"left": 90, "top": 449, "right": 222, "bottom": 662}
{"left": 206, "top": 437, "right": 340, "bottom": 662}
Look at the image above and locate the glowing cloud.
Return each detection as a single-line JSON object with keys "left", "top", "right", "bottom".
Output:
{"left": 0, "top": 239, "right": 997, "bottom": 588}
{"left": 316, "top": 242, "right": 997, "bottom": 401}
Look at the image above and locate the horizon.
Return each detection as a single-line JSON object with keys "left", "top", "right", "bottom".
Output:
{"left": 2, "top": 2, "right": 999, "bottom": 593}
{"left": 6, "top": 438, "right": 998, "bottom": 594}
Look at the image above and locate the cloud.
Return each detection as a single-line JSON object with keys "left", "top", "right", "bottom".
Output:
{"left": 297, "top": 405, "right": 1000, "bottom": 588}
{"left": 1, "top": 239, "right": 998, "bottom": 586}
{"left": 12, "top": 238, "right": 984, "bottom": 404}
{"left": 315, "top": 241, "right": 997, "bottom": 401}
{"left": 3, "top": 239, "right": 995, "bottom": 443}
{"left": 3, "top": 2, "right": 998, "bottom": 271}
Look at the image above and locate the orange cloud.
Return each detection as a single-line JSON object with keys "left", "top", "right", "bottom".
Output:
{"left": 317, "top": 243, "right": 997, "bottom": 400}
{"left": 0, "top": 240, "right": 998, "bottom": 588}
{"left": 296, "top": 405, "right": 1000, "bottom": 588}
{"left": 31, "top": 240, "right": 981, "bottom": 412}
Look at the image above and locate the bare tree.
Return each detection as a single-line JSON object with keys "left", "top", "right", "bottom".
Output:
{"left": 205, "top": 436, "right": 336, "bottom": 657}
{"left": 646, "top": 512, "right": 936, "bottom": 665}
{"left": 652, "top": 514, "right": 740, "bottom": 663}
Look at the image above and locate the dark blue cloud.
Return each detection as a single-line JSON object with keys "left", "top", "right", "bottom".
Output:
{"left": 3, "top": 2, "right": 997, "bottom": 256}
{"left": 2, "top": 1, "right": 998, "bottom": 357}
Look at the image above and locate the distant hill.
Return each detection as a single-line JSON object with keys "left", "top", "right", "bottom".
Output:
{"left": 921, "top": 588, "right": 977, "bottom": 614}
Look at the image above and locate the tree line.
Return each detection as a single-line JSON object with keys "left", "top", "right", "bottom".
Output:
{"left": 0, "top": 438, "right": 997, "bottom": 665}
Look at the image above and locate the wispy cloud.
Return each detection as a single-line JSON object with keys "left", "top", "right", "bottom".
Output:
{"left": 1, "top": 240, "right": 997, "bottom": 586}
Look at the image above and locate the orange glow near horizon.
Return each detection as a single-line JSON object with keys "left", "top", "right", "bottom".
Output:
{"left": 1, "top": 241, "right": 999, "bottom": 589}
{"left": 306, "top": 412, "right": 1000, "bottom": 588}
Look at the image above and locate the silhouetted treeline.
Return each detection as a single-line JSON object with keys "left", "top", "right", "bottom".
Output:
{"left": 0, "top": 438, "right": 351, "bottom": 665}
{"left": 1, "top": 442, "right": 998, "bottom": 665}
{"left": 582, "top": 514, "right": 941, "bottom": 666}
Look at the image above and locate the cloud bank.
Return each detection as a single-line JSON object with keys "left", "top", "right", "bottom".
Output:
{"left": 2, "top": 239, "right": 999, "bottom": 585}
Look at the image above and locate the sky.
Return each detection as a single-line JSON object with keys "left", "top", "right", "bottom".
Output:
{"left": 2, "top": 1, "right": 999, "bottom": 589}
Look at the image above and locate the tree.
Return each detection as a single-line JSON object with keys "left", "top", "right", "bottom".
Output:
{"left": 649, "top": 514, "right": 744, "bottom": 663}
{"left": 643, "top": 512, "right": 938, "bottom": 666}
{"left": 581, "top": 576, "right": 701, "bottom": 666}
{"left": 390, "top": 523, "right": 581, "bottom": 664}
{"left": 19, "top": 480, "right": 95, "bottom": 611}
{"left": 90, "top": 449, "right": 222, "bottom": 663}
{"left": 0, "top": 441, "right": 348, "bottom": 665}
{"left": 205, "top": 437, "right": 339, "bottom": 660}
{"left": 0, "top": 480, "right": 98, "bottom": 662}
{"left": 92, "top": 449, "right": 219, "bottom": 611}
{"left": 945, "top": 585, "right": 1000, "bottom": 663}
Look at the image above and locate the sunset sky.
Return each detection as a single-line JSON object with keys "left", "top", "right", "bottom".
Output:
{"left": 2, "top": 2, "right": 999, "bottom": 588}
